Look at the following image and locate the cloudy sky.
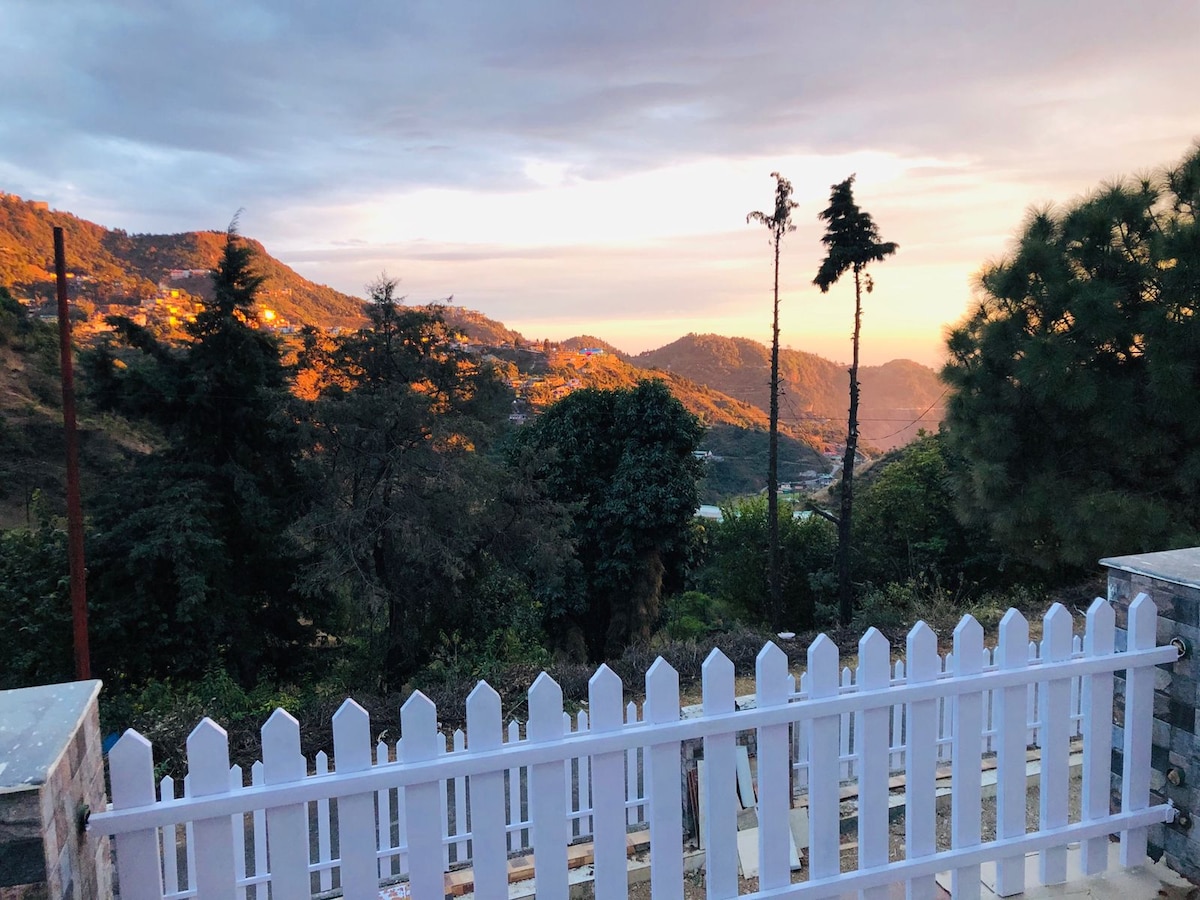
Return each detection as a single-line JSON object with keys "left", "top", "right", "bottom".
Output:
{"left": 2, "top": 1, "right": 1197, "bottom": 365}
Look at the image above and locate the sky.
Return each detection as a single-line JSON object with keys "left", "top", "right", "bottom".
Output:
{"left": 2, "top": 1, "right": 1198, "bottom": 367}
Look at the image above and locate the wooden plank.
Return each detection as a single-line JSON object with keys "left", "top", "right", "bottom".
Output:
{"left": 1081, "top": 598, "right": 1115, "bottom": 875}
{"left": 453, "top": 728, "right": 468, "bottom": 863}
{"left": 950, "top": 615, "right": 984, "bottom": 900}
{"left": 904, "top": 622, "right": 938, "bottom": 900}
{"left": 440, "top": 731, "right": 451, "bottom": 870}
{"left": 250, "top": 761, "right": 267, "bottom": 884}
{"left": 187, "top": 718, "right": 237, "bottom": 898}
{"left": 757, "top": 642, "right": 792, "bottom": 890}
{"left": 109, "top": 731, "right": 164, "bottom": 900}
{"left": 858, "top": 627, "right": 891, "bottom": 900}
{"left": 159, "top": 776, "right": 179, "bottom": 894}
{"left": 315, "top": 751, "right": 333, "bottom": 893}
{"left": 261, "top": 710, "right": 310, "bottom": 900}
{"left": 1120, "top": 593, "right": 1157, "bottom": 866}
{"left": 806, "top": 634, "right": 841, "bottom": 881}
{"left": 528, "top": 672, "right": 570, "bottom": 900}
{"left": 402, "top": 692, "right": 447, "bottom": 900}
{"left": 1038, "top": 604, "right": 1073, "bottom": 885}
{"left": 333, "top": 700, "right": 378, "bottom": 900}
{"left": 646, "top": 658, "right": 684, "bottom": 900}
{"left": 995, "top": 609, "right": 1029, "bottom": 897}
{"left": 701, "top": 649, "right": 739, "bottom": 900}
{"left": 589, "top": 664, "right": 628, "bottom": 900}
{"left": 735, "top": 744, "right": 756, "bottom": 809}
{"left": 376, "top": 742, "right": 394, "bottom": 880}
{"left": 467, "top": 683, "right": 508, "bottom": 900}
{"left": 626, "top": 701, "right": 642, "bottom": 826}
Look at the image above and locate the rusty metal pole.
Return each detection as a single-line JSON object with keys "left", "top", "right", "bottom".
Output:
{"left": 53, "top": 226, "right": 91, "bottom": 680}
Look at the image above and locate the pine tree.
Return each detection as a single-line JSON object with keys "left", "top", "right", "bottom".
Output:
{"left": 85, "top": 226, "right": 314, "bottom": 684}
{"left": 814, "top": 176, "right": 897, "bottom": 626}
{"left": 747, "top": 173, "right": 797, "bottom": 630}
{"left": 943, "top": 147, "right": 1200, "bottom": 570}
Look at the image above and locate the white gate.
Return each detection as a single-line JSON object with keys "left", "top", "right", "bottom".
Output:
{"left": 93, "top": 595, "right": 1177, "bottom": 899}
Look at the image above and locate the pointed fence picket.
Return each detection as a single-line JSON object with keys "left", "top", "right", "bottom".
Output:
{"left": 96, "top": 599, "right": 1177, "bottom": 900}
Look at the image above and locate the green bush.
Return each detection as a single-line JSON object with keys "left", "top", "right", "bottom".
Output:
{"left": 0, "top": 506, "right": 73, "bottom": 690}
{"left": 661, "top": 590, "right": 738, "bottom": 641}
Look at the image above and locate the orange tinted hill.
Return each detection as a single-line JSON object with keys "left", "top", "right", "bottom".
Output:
{"left": 0, "top": 192, "right": 366, "bottom": 328}
{"left": 633, "top": 333, "right": 944, "bottom": 450}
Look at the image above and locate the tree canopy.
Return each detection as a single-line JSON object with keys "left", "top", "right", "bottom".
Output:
{"left": 813, "top": 175, "right": 897, "bottom": 625}
{"left": 942, "top": 146, "right": 1200, "bottom": 570}
{"left": 295, "top": 279, "right": 570, "bottom": 687}
{"left": 83, "top": 228, "right": 316, "bottom": 685}
{"left": 517, "top": 380, "right": 704, "bottom": 659}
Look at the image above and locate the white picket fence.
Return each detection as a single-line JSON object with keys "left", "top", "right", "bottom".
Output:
{"left": 93, "top": 596, "right": 1177, "bottom": 900}
{"left": 786, "top": 629, "right": 1086, "bottom": 789}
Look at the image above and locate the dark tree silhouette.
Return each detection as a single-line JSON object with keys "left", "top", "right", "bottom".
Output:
{"left": 747, "top": 173, "right": 798, "bottom": 630}
{"left": 943, "top": 147, "right": 1200, "bottom": 571}
{"left": 814, "top": 175, "right": 897, "bottom": 626}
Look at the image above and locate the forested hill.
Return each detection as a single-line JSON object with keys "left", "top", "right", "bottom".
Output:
{"left": 529, "top": 346, "right": 828, "bottom": 501}
{"left": 0, "top": 192, "right": 366, "bottom": 328}
{"left": 633, "top": 334, "right": 945, "bottom": 450}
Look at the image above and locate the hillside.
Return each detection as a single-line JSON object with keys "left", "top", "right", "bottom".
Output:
{"left": 0, "top": 291, "right": 145, "bottom": 527}
{"left": 633, "top": 334, "right": 945, "bottom": 450}
{"left": 557, "top": 335, "right": 631, "bottom": 360}
{"left": 0, "top": 192, "right": 366, "bottom": 328}
{"left": 520, "top": 347, "right": 828, "bottom": 500}
{"left": 436, "top": 305, "right": 526, "bottom": 347}
{"left": 534, "top": 347, "right": 780, "bottom": 433}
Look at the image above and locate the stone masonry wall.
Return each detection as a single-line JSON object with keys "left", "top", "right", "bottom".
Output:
{"left": 1106, "top": 555, "right": 1200, "bottom": 882}
{"left": 0, "top": 686, "right": 110, "bottom": 900}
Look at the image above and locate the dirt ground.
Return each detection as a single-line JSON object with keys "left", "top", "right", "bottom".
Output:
{"left": 578, "top": 769, "right": 1085, "bottom": 900}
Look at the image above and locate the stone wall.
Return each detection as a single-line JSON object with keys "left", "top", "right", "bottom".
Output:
{"left": 0, "top": 681, "right": 110, "bottom": 900}
{"left": 1103, "top": 549, "right": 1200, "bottom": 883}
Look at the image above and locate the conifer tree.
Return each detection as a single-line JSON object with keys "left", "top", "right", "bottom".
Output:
{"left": 747, "top": 173, "right": 797, "bottom": 630}
{"left": 814, "top": 176, "right": 897, "bottom": 626}
{"left": 85, "top": 226, "right": 314, "bottom": 684}
{"left": 943, "top": 147, "right": 1200, "bottom": 570}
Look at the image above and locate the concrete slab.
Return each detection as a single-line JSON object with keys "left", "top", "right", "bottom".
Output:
{"left": 734, "top": 825, "right": 801, "bottom": 877}
{"left": 736, "top": 828, "right": 759, "bottom": 878}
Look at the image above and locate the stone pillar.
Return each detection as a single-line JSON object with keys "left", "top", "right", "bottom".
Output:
{"left": 1102, "top": 548, "right": 1200, "bottom": 881}
{"left": 0, "top": 680, "right": 111, "bottom": 900}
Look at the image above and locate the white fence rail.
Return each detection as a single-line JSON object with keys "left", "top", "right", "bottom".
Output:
{"left": 94, "top": 596, "right": 1176, "bottom": 900}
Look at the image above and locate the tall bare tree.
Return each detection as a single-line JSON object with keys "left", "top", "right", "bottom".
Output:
{"left": 747, "top": 172, "right": 797, "bottom": 629}
{"left": 814, "top": 175, "right": 897, "bottom": 626}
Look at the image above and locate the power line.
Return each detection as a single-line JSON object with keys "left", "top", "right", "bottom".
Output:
{"left": 859, "top": 387, "right": 950, "bottom": 442}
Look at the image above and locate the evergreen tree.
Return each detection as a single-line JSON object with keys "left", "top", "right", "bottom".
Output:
{"left": 746, "top": 173, "right": 797, "bottom": 630}
{"left": 296, "top": 279, "right": 570, "bottom": 686}
{"left": 943, "top": 147, "right": 1200, "bottom": 570}
{"left": 814, "top": 176, "right": 898, "bottom": 626}
{"left": 84, "top": 227, "right": 314, "bottom": 685}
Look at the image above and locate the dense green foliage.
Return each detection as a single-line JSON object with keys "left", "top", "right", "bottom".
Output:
{"left": 517, "top": 380, "right": 705, "bottom": 659}
{"left": 12, "top": 150, "right": 1196, "bottom": 734}
{"left": 295, "top": 279, "right": 572, "bottom": 688}
{"left": 695, "top": 496, "right": 836, "bottom": 630}
{"left": 0, "top": 506, "right": 73, "bottom": 686}
{"left": 943, "top": 146, "right": 1200, "bottom": 571}
{"left": 82, "top": 230, "right": 318, "bottom": 685}
{"left": 853, "top": 431, "right": 1000, "bottom": 587}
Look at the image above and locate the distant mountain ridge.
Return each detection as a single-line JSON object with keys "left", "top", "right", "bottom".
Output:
{"left": 633, "top": 334, "right": 944, "bottom": 450}
{"left": 0, "top": 192, "right": 367, "bottom": 328}
{"left": 0, "top": 191, "right": 942, "bottom": 455}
